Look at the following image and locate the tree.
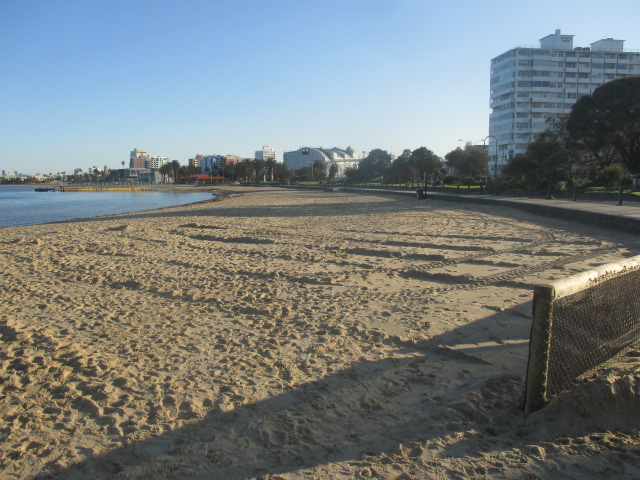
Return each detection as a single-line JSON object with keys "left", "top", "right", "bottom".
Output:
{"left": 501, "top": 153, "right": 541, "bottom": 191}
{"left": 312, "top": 160, "right": 326, "bottom": 182}
{"left": 328, "top": 163, "right": 339, "bottom": 181}
{"left": 344, "top": 166, "right": 361, "bottom": 183}
{"left": 160, "top": 163, "right": 173, "bottom": 183}
{"left": 265, "top": 158, "right": 276, "bottom": 182}
{"left": 273, "top": 162, "right": 292, "bottom": 181}
{"left": 568, "top": 76, "right": 640, "bottom": 174}
{"left": 385, "top": 150, "right": 412, "bottom": 184}
{"left": 297, "top": 167, "right": 313, "bottom": 182}
{"left": 253, "top": 158, "right": 266, "bottom": 182}
{"left": 445, "top": 143, "right": 489, "bottom": 181}
{"left": 178, "top": 164, "right": 197, "bottom": 184}
{"left": 525, "top": 135, "right": 571, "bottom": 196}
{"left": 360, "top": 149, "right": 392, "bottom": 181}
{"left": 235, "top": 159, "right": 255, "bottom": 182}
{"left": 168, "top": 160, "right": 180, "bottom": 184}
{"left": 410, "top": 147, "right": 443, "bottom": 184}
{"left": 592, "top": 164, "right": 630, "bottom": 187}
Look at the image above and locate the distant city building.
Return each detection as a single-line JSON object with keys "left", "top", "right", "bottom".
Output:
{"left": 129, "top": 148, "right": 170, "bottom": 170}
{"left": 490, "top": 29, "right": 640, "bottom": 168}
{"left": 148, "top": 155, "right": 170, "bottom": 170}
{"left": 131, "top": 148, "right": 147, "bottom": 158}
{"left": 255, "top": 146, "right": 276, "bottom": 161}
{"left": 200, "top": 155, "right": 225, "bottom": 174}
{"left": 125, "top": 168, "right": 162, "bottom": 184}
{"left": 200, "top": 154, "right": 245, "bottom": 174}
{"left": 283, "top": 146, "right": 358, "bottom": 178}
{"left": 189, "top": 154, "right": 203, "bottom": 169}
{"left": 130, "top": 148, "right": 148, "bottom": 169}
{"left": 130, "top": 157, "right": 146, "bottom": 169}
{"left": 224, "top": 155, "right": 242, "bottom": 165}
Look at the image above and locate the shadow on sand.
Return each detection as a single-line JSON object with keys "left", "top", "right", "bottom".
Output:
{"left": 37, "top": 303, "right": 533, "bottom": 480}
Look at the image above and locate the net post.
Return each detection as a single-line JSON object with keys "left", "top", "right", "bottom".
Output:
{"left": 524, "top": 284, "right": 555, "bottom": 415}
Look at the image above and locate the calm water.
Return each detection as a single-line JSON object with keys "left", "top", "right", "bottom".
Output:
{"left": 0, "top": 185, "right": 214, "bottom": 228}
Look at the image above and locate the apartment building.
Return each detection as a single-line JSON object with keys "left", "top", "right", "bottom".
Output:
{"left": 129, "top": 148, "right": 169, "bottom": 170}
{"left": 189, "top": 154, "right": 203, "bottom": 169}
{"left": 255, "top": 146, "right": 276, "bottom": 161}
{"left": 489, "top": 30, "right": 640, "bottom": 168}
{"left": 200, "top": 155, "right": 225, "bottom": 174}
{"left": 147, "top": 155, "right": 170, "bottom": 170}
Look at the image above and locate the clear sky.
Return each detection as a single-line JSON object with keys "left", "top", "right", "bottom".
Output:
{"left": 2, "top": 0, "right": 639, "bottom": 175}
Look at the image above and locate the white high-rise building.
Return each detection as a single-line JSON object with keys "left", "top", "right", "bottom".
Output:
{"left": 255, "top": 146, "right": 276, "bottom": 161}
{"left": 490, "top": 29, "right": 640, "bottom": 168}
{"left": 148, "top": 155, "right": 170, "bottom": 170}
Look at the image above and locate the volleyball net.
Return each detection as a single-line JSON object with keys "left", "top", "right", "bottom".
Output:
{"left": 524, "top": 255, "right": 640, "bottom": 414}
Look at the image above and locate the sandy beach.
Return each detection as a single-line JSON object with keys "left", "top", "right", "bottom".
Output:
{"left": 1, "top": 185, "right": 639, "bottom": 479}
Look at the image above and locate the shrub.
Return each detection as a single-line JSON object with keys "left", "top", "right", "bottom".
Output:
{"left": 592, "top": 165, "right": 630, "bottom": 187}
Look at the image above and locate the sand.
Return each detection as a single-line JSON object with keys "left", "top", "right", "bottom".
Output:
{"left": 1, "top": 186, "right": 639, "bottom": 479}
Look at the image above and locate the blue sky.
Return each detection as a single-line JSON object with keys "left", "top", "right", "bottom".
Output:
{"left": 1, "top": 0, "right": 639, "bottom": 175}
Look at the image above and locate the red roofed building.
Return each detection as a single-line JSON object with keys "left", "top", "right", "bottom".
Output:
{"left": 193, "top": 174, "right": 225, "bottom": 184}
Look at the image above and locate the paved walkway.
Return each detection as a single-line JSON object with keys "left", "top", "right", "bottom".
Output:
{"left": 342, "top": 187, "right": 640, "bottom": 234}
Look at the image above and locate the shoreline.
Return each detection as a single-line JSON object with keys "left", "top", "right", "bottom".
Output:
{"left": 1, "top": 186, "right": 639, "bottom": 479}
{"left": 0, "top": 185, "right": 219, "bottom": 230}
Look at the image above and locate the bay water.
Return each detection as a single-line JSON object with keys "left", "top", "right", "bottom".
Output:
{"left": 0, "top": 185, "right": 214, "bottom": 228}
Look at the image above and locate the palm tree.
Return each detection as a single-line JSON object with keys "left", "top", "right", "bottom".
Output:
{"left": 265, "top": 158, "right": 276, "bottom": 182}
{"left": 236, "top": 159, "right": 254, "bottom": 182}
{"left": 160, "top": 163, "right": 173, "bottom": 184}
{"left": 170, "top": 160, "right": 181, "bottom": 184}
{"left": 253, "top": 158, "right": 266, "bottom": 182}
